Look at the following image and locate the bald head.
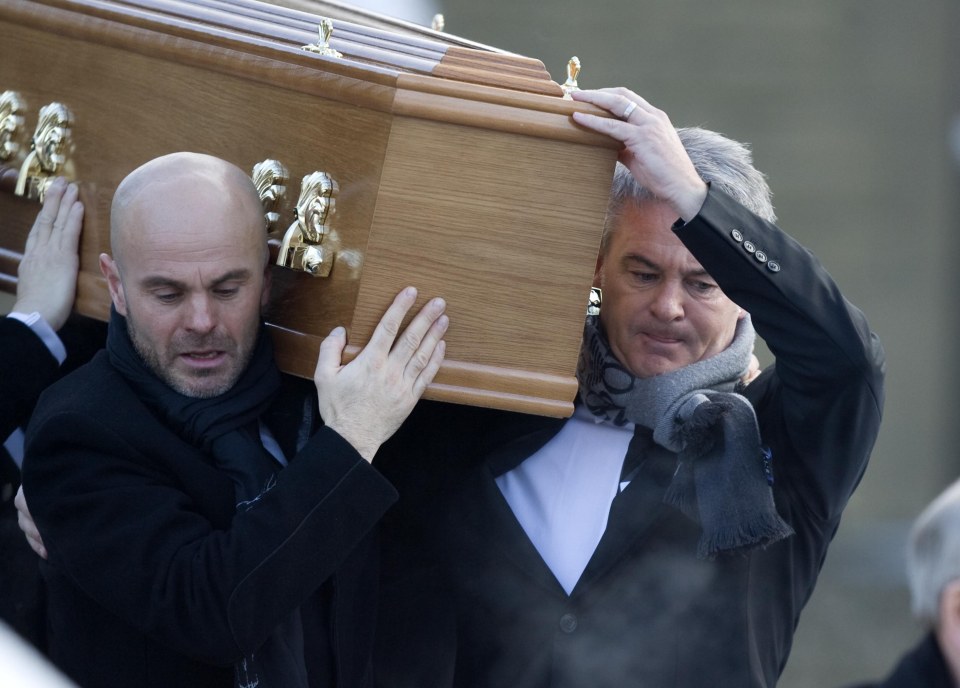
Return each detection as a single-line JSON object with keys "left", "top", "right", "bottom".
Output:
{"left": 110, "top": 152, "right": 267, "bottom": 268}
{"left": 100, "top": 153, "right": 272, "bottom": 398}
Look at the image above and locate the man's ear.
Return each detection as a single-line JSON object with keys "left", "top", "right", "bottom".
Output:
{"left": 260, "top": 262, "right": 272, "bottom": 309}
{"left": 593, "top": 252, "right": 605, "bottom": 289}
{"left": 99, "top": 253, "right": 127, "bottom": 315}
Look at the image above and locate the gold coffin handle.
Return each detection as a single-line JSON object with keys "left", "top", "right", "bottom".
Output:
{"left": 13, "top": 101, "right": 77, "bottom": 202}
{"left": 0, "top": 90, "right": 27, "bottom": 164}
{"left": 0, "top": 90, "right": 27, "bottom": 193}
{"left": 252, "top": 158, "right": 289, "bottom": 233}
{"left": 276, "top": 171, "right": 339, "bottom": 277}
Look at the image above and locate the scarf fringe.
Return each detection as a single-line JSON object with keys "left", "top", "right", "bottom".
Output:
{"left": 697, "top": 513, "right": 796, "bottom": 560}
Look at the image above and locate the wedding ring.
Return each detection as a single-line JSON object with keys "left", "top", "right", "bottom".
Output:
{"left": 621, "top": 101, "right": 638, "bottom": 120}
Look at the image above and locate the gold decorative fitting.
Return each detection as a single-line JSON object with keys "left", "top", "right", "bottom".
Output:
{"left": 561, "top": 56, "right": 581, "bottom": 99}
{"left": 0, "top": 91, "right": 26, "bottom": 163}
{"left": 302, "top": 18, "right": 342, "bottom": 58}
{"left": 252, "top": 159, "right": 289, "bottom": 232}
{"left": 15, "top": 101, "right": 76, "bottom": 202}
{"left": 431, "top": 14, "right": 445, "bottom": 32}
{"left": 277, "top": 171, "right": 339, "bottom": 277}
{"left": 587, "top": 286, "right": 601, "bottom": 316}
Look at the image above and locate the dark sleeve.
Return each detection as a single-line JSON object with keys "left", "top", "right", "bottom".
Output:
{"left": 22, "top": 377, "right": 398, "bottom": 665}
{"left": 675, "top": 188, "right": 886, "bottom": 521}
{"left": 0, "top": 317, "right": 59, "bottom": 439}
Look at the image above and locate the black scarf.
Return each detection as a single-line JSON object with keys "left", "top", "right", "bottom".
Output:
{"left": 106, "top": 306, "right": 281, "bottom": 478}
{"left": 106, "top": 307, "right": 307, "bottom": 688}
{"left": 577, "top": 314, "right": 793, "bottom": 559}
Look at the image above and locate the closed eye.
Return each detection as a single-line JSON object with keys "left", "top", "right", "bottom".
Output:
{"left": 154, "top": 292, "right": 182, "bottom": 304}
{"left": 213, "top": 287, "right": 240, "bottom": 299}
{"left": 689, "top": 280, "right": 718, "bottom": 294}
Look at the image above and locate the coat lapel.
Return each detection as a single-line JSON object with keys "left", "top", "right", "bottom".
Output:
{"left": 469, "top": 467, "right": 567, "bottom": 594}
{"left": 457, "top": 418, "right": 570, "bottom": 595}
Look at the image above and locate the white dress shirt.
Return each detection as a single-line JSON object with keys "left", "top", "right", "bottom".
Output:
{"left": 496, "top": 406, "right": 634, "bottom": 595}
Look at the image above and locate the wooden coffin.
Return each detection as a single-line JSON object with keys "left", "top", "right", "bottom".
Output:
{"left": 0, "top": 0, "right": 619, "bottom": 416}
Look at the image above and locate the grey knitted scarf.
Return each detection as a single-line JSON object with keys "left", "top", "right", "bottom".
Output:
{"left": 577, "top": 313, "right": 793, "bottom": 558}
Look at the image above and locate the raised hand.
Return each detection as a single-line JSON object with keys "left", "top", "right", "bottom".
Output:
{"left": 14, "top": 177, "right": 84, "bottom": 330}
{"left": 571, "top": 87, "right": 708, "bottom": 222}
{"left": 314, "top": 287, "right": 448, "bottom": 461}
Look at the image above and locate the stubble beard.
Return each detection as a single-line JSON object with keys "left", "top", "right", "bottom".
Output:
{"left": 126, "top": 313, "right": 255, "bottom": 399}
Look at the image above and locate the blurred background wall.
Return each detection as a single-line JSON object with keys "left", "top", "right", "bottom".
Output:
{"left": 349, "top": 0, "right": 959, "bottom": 685}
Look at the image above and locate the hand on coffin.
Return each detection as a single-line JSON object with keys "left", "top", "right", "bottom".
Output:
{"left": 570, "top": 88, "right": 708, "bottom": 223}
{"left": 15, "top": 485, "right": 47, "bottom": 560}
{"left": 14, "top": 177, "right": 84, "bottom": 330}
{"left": 314, "top": 287, "right": 448, "bottom": 462}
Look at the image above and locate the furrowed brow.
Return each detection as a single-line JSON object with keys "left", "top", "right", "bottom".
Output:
{"left": 209, "top": 269, "right": 252, "bottom": 287}
{"left": 622, "top": 254, "right": 712, "bottom": 280}
{"left": 139, "top": 269, "right": 252, "bottom": 292}
{"left": 622, "top": 254, "right": 659, "bottom": 270}
{"left": 684, "top": 267, "right": 712, "bottom": 280}
{"left": 140, "top": 276, "right": 187, "bottom": 291}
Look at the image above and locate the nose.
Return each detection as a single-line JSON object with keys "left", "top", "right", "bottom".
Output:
{"left": 184, "top": 294, "right": 217, "bottom": 334}
{"left": 649, "top": 280, "right": 685, "bottom": 322}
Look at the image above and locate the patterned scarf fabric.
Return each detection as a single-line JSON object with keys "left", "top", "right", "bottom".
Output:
{"left": 577, "top": 313, "right": 793, "bottom": 558}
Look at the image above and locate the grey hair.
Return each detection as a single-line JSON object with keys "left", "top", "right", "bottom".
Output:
{"left": 601, "top": 127, "right": 776, "bottom": 255}
{"left": 907, "top": 479, "right": 960, "bottom": 625}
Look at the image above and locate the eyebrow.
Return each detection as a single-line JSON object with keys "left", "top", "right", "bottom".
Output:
{"left": 621, "top": 253, "right": 658, "bottom": 271}
{"left": 139, "top": 269, "right": 253, "bottom": 291}
{"left": 621, "top": 253, "right": 712, "bottom": 280}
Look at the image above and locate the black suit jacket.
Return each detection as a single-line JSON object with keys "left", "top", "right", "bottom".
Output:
{"left": 0, "top": 315, "right": 105, "bottom": 648}
{"left": 22, "top": 353, "right": 398, "bottom": 688}
{"left": 844, "top": 633, "right": 954, "bottom": 688}
{"left": 1, "top": 314, "right": 107, "bottom": 439}
{"left": 0, "top": 317, "right": 60, "bottom": 646}
{"left": 0, "top": 317, "right": 60, "bottom": 443}
{"left": 375, "top": 188, "right": 886, "bottom": 688}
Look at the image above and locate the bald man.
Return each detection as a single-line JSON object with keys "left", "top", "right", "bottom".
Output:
{"left": 20, "top": 152, "right": 448, "bottom": 688}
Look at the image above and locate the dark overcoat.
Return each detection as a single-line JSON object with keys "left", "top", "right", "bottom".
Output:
{"left": 375, "top": 188, "right": 886, "bottom": 688}
{"left": 23, "top": 362, "right": 397, "bottom": 688}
